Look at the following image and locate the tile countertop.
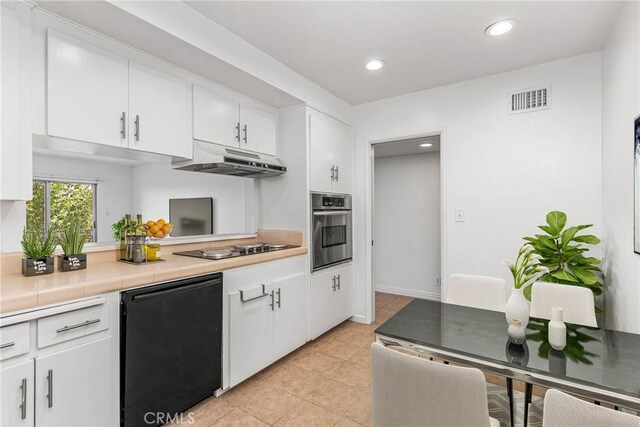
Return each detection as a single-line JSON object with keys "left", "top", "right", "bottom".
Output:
{"left": 0, "top": 229, "right": 307, "bottom": 315}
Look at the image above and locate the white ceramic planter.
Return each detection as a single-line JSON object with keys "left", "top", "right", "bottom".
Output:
{"left": 505, "top": 287, "right": 530, "bottom": 328}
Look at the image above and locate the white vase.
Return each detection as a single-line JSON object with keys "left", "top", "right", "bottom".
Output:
{"left": 505, "top": 287, "right": 530, "bottom": 328}
{"left": 548, "top": 306, "right": 567, "bottom": 351}
{"left": 507, "top": 319, "right": 526, "bottom": 345}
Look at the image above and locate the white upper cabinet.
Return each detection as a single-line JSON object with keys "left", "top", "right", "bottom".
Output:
{"left": 46, "top": 30, "right": 191, "bottom": 158}
{"left": 309, "top": 110, "right": 335, "bottom": 193}
{"left": 309, "top": 109, "right": 353, "bottom": 194}
{"left": 47, "top": 29, "right": 128, "bottom": 148}
{"left": 193, "top": 85, "right": 240, "bottom": 148}
{"left": 240, "top": 103, "right": 277, "bottom": 155}
{"left": 128, "top": 61, "right": 190, "bottom": 158}
{"left": 332, "top": 122, "right": 354, "bottom": 195}
{"left": 193, "top": 85, "right": 277, "bottom": 156}
{"left": 1, "top": 1, "right": 32, "bottom": 201}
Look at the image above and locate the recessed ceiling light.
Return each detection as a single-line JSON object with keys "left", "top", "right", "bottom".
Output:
{"left": 485, "top": 19, "right": 517, "bottom": 37}
{"left": 420, "top": 143, "right": 433, "bottom": 148}
{"left": 366, "top": 59, "right": 386, "bottom": 71}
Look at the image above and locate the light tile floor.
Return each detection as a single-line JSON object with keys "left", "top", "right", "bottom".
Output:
{"left": 183, "top": 292, "right": 539, "bottom": 426}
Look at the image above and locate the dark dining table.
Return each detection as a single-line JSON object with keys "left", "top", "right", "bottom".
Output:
{"left": 375, "top": 299, "right": 640, "bottom": 411}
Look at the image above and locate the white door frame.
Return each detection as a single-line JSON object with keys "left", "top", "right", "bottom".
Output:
{"left": 365, "top": 127, "right": 448, "bottom": 323}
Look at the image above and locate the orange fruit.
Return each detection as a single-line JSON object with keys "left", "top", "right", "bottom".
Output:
{"left": 155, "top": 230, "right": 165, "bottom": 238}
{"left": 157, "top": 219, "right": 166, "bottom": 226}
{"left": 146, "top": 230, "right": 153, "bottom": 237}
{"left": 162, "top": 224, "right": 172, "bottom": 233}
{"left": 149, "top": 225, "right": 159, "bottom": 234}
{"left": 146, "top": 220, "right": 155, "bottom": 228}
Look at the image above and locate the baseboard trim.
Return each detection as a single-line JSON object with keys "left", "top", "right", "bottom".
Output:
{"left": 349, "top": 314, "right": 367, "bottom": 324}
{"left": 375, "top": 285, "right": 441, "bottom": 301}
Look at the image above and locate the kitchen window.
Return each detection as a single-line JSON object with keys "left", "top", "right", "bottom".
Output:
{"left": 26, "top": 179, "right": 97, "bottom": 242}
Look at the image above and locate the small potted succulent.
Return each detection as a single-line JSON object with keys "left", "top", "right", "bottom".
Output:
{"left": 58, "top": 222, "right": 89, "bottom": 272}
{"left": 21, "top": 228, "right": 55, "bottom": 276}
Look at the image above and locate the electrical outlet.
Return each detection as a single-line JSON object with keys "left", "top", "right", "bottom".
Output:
{"left": 455, "top": 209, "right": 465, "bottom": 222}
{"left": 435, "top": 277, "right": 441, "bottom": 286}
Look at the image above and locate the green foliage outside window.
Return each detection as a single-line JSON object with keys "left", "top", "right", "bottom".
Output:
{"left": 26, "top": 180, "right": 96, "bottom": 243}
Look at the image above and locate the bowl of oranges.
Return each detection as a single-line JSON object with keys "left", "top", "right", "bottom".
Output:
{"left": 145, "top": 219, "right": 173, "bottom": 240}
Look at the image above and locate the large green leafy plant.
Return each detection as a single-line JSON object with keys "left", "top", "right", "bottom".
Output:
{"left": 523, "top": 211, "right": 603, "bottom": 311}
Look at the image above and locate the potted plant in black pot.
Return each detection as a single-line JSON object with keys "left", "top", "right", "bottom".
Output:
{"left": 58, "top": 222, "right": 89, "bottom": 272}
{"left": 21, "top": 228, "right": 55, "bottom": 276}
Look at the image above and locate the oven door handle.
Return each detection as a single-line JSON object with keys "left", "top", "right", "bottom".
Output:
{"left": 313, "top": 211, "right": 351, "bottom": 216}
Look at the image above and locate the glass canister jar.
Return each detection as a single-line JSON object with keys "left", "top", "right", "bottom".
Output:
{"left": 146, "top": 244, "right": 162, "bottom": 262}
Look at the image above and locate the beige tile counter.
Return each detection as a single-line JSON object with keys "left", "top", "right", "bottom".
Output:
{"left": 0, "top": 230, "right": 306, "bottom": 315}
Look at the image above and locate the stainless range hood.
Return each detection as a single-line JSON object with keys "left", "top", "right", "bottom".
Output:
{"left": 172, "top": 141, "right": 286, "bottom": 178}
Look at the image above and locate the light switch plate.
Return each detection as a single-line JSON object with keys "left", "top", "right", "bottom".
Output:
{"left": 455, "top": 209, "right": 465, "bottom": 222}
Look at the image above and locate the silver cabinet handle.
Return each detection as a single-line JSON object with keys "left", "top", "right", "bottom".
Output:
{"left": 269, "top": 290, "right": 275, "bottom": 311}
{"left": 331, "top": 165, "right": 335, "bottom": 181}
{"left": 120, "top": 112, "right": 126, "bottom": 139}
{"left": 56, "top": 318, "right": 100, "bottom": 334}
{"left": 134, "top": 115, "right": 140, "bottom": 141}
{"left": 243, "top": 124, "right": 247, "bottom": 144}
{"left": 0, "top": 341, "right": 15, "bottom": 350}
{"left": 46, "top": 369, "right": 53, "bottom": 408}
{"left": 332, "top": 276, "right": 337, "bottom": 292}
{"left": 20, "top": 378, "right": 27, "bottom": 419}
{"left": 337, "top": 274, "right": 341, "bottom": 290}
{"left": 276, "top": 288, "right": 281, "bottom": 308}
{"left": 335, "top": 166, "right": 339, "bottom": 181}
{"left": 235, "top": 122, "right": 240, "bottom": 142}
{"left": 240, "top": 284, "right": 268, "bottom": 303}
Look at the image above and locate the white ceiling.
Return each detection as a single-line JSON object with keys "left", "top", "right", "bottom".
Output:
{"left": 185, "top": 1, "right": 622, "bottom": 105}
{"left": 374, "top": 136, "right": 440, "bottom": 158}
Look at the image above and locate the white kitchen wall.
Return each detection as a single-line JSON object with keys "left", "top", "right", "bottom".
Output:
{"left": 132, "top": 163, "right": 256, "bottom": 235}
{"left": 353, "top": 53, "right": 603, "bottom": 324}
{"left": 32, "top": 154, "right": 134, "bottom": 243}
{"left": 374, "top": 152, "right": 441, "bottom": 299}
{"left": 601, "top": 1, "right": 640, "bottom": 333}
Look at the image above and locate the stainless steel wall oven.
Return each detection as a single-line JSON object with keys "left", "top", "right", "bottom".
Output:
{"left": 311, "top": 193, "right": 352, "bottom": 271}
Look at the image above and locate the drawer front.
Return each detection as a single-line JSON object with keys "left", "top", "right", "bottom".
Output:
{"left": 0, "top": 322, "right": 30, "bottom": 361}
{"left": 37, "top": 303, "right": 109, "bottom": 349}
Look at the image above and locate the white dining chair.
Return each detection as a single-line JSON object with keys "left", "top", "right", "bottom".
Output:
{"left": 522, "top": 282, "right": 598, "bottom": 427}
{"left": 446, "top": 273, "right": 508, "bottom": 312}
{"left": 530, "top": 282, "right": 597, "bottom": 327}
{"left": 371, "top": 342, "right": 500, "bottom": 427}
{"left": 445, "top": 273, "right": 515, "bottom": 425}
{"left": 542, "top": 389, "right": 640, "bottom": 427}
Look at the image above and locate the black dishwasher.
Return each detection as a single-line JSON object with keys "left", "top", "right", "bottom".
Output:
{"left": 120, "top": 273, "right": 222, "bottom": 427}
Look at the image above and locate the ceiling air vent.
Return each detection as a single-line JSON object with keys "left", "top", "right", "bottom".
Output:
{"left": 508, "top": 85, "right": 551, "bottom": 114}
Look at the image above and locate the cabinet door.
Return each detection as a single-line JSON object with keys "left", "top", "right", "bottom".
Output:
{"left": 333, "top": 265, "right": 354, "bottom": 324}
{"left": 310, "top": 269, "right": 337, "bottom": 339}
{"left": 129, "top": 61, "right": 190, "bottom": 158}
{"left": 309, "top": 110, "right": 336, "bottom": 193}
{"left": 1, "top": 2, "right": 31, "bottom": 201}
{"left": 272, "top": 274, "right": 307, "bottom": 360}
{"left": 193, "top": 85, "right": 240, "bottom": 149}
{"left": 35, "top": 337, "right": 113, "bottom": 427}
{"left": 47, "top": 29, "right": 128, "bottom": 148}
{"left": 240, "top": 103, "right": 277, "bottom": 156}
{"left": 1, "top": 360, "right": 34, "bottom": 427}
{"left": 228, "top": 283, "right": 274, "bottom": 387}
{"left": 332, "top": 123, "right": 354, "bottom": 195}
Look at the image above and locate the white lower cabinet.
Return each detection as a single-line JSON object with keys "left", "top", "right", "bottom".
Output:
{"left": 310, "top": 264, "right": 354, "bottom": 339}
{"left": 226, "top": 256, "right": 307, "bottom": 388}
{"left": 35, "top": 337, "right": 112, "bottom": 427}
{"left": 1, "top": 360, "right": 34, "bottom": 427}
{"left": 228, "top": 282, "right": 275, "bottom": 387}
{"left": 0, "top": 296, "right": 117, "bottom": 427}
